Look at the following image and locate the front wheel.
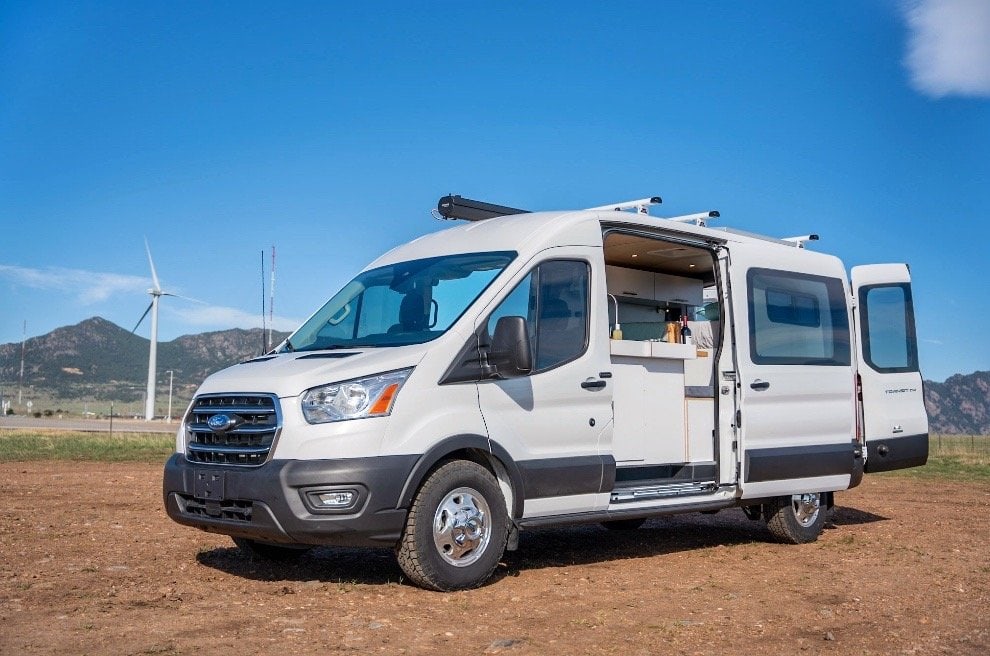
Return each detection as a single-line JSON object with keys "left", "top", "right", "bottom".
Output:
{"left": 396, "top": 460, "right": 509, "bottom": 591}
{"left": 763, "top": 493, "right": 826, "bottom": 544}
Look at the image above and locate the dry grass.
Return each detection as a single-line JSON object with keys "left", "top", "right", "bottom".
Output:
{"left": 0, "top": 428, "right": 174, "bottom": 462}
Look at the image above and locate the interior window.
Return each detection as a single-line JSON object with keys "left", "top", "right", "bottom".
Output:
{"left": 765, "top": 288, "right": 820, "bottom": 327}
{"left": 485, "top": 260, "right": 590, "bottom": 372}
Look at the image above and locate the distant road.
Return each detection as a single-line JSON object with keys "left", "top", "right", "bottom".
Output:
{"left": 0, "top": 416, "right": 178, "bottom": 434}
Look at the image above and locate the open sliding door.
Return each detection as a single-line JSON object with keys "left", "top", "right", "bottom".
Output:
{"left": 728, "top": 243, "right": 857, "bottom": 498}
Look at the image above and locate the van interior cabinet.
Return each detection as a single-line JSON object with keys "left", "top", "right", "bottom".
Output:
{"left": 605, "top": 265, "right": 704, "bottom": 306}
{"left": 653, "top": 271, "right": 703, "bottom": 306}
{"left": 609, "top": 345, "right": 690, "bottom": 465}
{"left": 606, "top": 265, "right": 654, "bottom": 299}
{"left": 685, "top": 398, "right": 715, "bottom": 461}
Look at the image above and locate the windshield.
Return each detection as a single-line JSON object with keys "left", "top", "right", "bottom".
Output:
{"left": 283, "top": 251, "right": 516, "bottom": 352}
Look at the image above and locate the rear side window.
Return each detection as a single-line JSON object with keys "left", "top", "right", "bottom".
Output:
{"left": 860, "top": 283, "right": 919, "bottom": 373}
{"left": 747, "top": 268, "right": 850, "bottom": 366}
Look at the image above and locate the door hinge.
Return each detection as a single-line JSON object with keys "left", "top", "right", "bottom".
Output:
{"left": 735, "top": 409, "right": 742, "bottom": 426}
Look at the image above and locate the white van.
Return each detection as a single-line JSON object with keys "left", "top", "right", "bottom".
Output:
{"left": 163, "top": 195, "right": 928, "bottom": 590}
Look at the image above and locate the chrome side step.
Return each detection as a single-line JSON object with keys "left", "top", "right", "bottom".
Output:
{"left": 610, "top": 480, "right": 717, "bottom": 503}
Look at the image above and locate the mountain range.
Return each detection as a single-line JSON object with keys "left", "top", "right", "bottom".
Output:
{"left": 0, "top": 317, "right": 987, "bottom": 434}
{"left": 923, "top": 372, "right": 990, "bottom": 435}
{"left": 0, "top": 317, "right": 287, "bottom": 413}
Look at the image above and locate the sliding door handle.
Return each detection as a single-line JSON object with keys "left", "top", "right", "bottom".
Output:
{"left": 750, "top": 380, "right": 770, "bottom": 391}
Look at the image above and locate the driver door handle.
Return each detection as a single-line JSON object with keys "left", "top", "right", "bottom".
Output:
{"left": 581, "top": 379, "right": 607, "bottom": 390}
{"left": 750, "top": 380, "right": 770, "bottom": 391}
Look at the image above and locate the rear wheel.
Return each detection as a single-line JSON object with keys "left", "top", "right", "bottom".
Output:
{"left": 232, "top": 537, "right": 311, "bottom": 561}
{"left": 396, "top": 460, "right": 509, "bottom": 591}
{"left": 763, "top": 493, "right": 826, "bottom": 544}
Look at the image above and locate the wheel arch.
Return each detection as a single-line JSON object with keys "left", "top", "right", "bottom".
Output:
{"left": 397, "top": 434, "right": 525, "bottom": 519}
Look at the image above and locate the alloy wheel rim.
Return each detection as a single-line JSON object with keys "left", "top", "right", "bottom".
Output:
{"left": 791, "top": 493, "right": 821, "bottom": 527}
{"left": 433, "top": 487, "right": 491, "bottom": 567}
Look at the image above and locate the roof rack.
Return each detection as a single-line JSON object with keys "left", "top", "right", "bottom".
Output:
{"left": 436, "top": 194, "right": 664, "bottom": 222}
{"left": 434, "top": 194, "right": 723, "bottom": 230}
{"left": 434, "top": 194, "right": 819, "bottom": 251}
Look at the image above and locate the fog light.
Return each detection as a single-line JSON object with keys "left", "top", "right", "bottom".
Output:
{"left": 309, "top": 490, "right": 356, "bottom": 508}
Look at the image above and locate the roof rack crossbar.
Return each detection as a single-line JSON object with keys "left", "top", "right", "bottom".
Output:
{"left": 584, "top": 196, "right": 662, "bottom": 214}
{"left": 781, "top": 234, "right": 820, "bottom": 248}
{"left": 664, "top": 210, "right": 720, "bottom": 227}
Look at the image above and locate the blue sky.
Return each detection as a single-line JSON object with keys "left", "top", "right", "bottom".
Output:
{"left": 1, "top": 1, "right": 988, "bottom": 383}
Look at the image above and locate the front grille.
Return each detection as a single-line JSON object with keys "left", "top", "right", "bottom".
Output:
{"left": 185, "top": 394, "right": 281, "bottom": 466}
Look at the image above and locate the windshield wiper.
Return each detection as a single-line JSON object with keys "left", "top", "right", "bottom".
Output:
{"left": 293, "top": 343, "right": 373, "bottom": 353}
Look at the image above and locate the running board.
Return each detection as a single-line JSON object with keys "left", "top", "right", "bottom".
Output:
{"left": 610, "top": 480, "right": 717, "bottom": 503}
{"left": 515, "top": 497, "right": 735, "bottom": 530}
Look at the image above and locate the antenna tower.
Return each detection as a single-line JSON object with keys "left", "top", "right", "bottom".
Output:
{"left": 260, "top": 250, "right": 267, "bottom": 353}
{"left": 269, "top": 245, "right": 276, "bottom": 351}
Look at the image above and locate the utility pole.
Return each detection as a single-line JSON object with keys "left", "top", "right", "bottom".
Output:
{"left": 18, "top": 320, "right": 26, "bottom": 405}
{"left": 165, "top": 370, "right": 174, "bottom": 422}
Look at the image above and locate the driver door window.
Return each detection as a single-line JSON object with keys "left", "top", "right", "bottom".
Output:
{"left": 485, "top": 260, "right": 590, "bottom": 372}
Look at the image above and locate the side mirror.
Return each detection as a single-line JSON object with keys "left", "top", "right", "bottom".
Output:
{"left": 489, "top": 316, "right": 533, "bottom": 378}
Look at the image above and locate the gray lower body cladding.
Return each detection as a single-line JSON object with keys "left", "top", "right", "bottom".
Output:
{"left": 163, "top": 453, "right": 418, "bottom": 548}
{"left": 864, "top": 433, "right": 929, "bottom": 473}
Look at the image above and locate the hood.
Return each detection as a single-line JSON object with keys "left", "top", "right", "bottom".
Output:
{"left": 195, "top": 342, "right": 433, "bottom": 398}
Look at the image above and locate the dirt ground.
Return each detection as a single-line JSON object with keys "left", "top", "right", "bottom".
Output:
{"left": 1, "top": 462, "right": 987, "bottom": 655}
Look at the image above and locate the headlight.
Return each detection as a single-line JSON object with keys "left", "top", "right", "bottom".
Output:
{"left": 300, "top": 368, "right": 413, "bottom": 424}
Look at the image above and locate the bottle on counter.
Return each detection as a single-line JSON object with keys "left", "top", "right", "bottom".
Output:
{"left": 680, "top": 315, "right": 693, "bottom": 345}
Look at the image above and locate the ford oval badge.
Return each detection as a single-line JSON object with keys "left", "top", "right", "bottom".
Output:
{"left": 208, "top": 413, "right": 233, "bottom": 432}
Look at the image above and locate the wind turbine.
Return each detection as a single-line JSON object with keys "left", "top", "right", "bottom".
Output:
{"left": 132, "top": 240, "right": 201, "bottom": 421}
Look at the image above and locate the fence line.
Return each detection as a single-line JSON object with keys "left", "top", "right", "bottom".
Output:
{"left": 930, "top": 434, "right": 989, "bottom": 458}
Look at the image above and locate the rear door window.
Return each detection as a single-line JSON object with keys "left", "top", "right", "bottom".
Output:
{"left": 860, "top": 283, "right": 918, "bottom": 373}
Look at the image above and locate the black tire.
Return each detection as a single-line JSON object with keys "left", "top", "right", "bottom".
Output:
{"left": 396, "top": 460, "right": 509, "bottom": 591}
{"left": 232, "top": 537, "right": 311, "bottom": 561}
{"left": 601, "top": 518, "right": 646, "bottom": 531}
{"left": 763, "top": 493, "right": 826, "bottom": 544}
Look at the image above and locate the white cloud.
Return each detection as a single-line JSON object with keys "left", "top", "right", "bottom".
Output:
{"left": 0, "top": 263, "right": 301, "bottom": 337}
{"left": 169, "top": 304, "right": 301, "bottom": 333}
{"left": 0, "top": 263, "right": 149, "bottom": 303}
{"left": 902, "top": 0, "right": 990, "bottom": 98}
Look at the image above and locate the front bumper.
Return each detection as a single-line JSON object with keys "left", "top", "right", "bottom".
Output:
{"left": 163, "top": 453, "right": 419, "bottom": 548}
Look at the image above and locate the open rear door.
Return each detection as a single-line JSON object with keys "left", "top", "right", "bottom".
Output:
{"left": 852, "top": 264, "right": 928, "bottom": 472}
